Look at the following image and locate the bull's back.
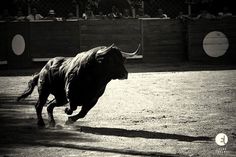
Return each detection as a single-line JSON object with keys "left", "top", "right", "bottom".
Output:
{"left": 38, "top": 57, "right": 68, "bottom": 91}
{"left": 47, "top": 57, "right": 67, "bottom": 68}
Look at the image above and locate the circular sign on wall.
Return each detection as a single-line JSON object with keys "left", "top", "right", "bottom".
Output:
{"left": 203, "top": 31, "right": 229, "bottom": 58}
{"left": 11, "top": 34, "right": 25, "bottom": 56}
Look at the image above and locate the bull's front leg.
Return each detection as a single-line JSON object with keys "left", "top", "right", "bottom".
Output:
{"left": 64, "top": 74, "right": 78, "bottom": 115}
{"left": 64, "top": 102, "right": 77, "bottom": 115}
{"left": 65, "top": 102, "right": 96, "bottom": 125}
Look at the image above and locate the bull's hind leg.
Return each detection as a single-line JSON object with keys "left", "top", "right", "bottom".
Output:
{"left": 47, "top": 99, "right": 57, "bottom": 127}
{"left": 47, "top": 96, "right": 67, "bottom": 127}
{"left": 35, "top": 91, "right": 49, "bottom": 127}
{"left": 36, "top": 78, "right": 50, "bottom": 127}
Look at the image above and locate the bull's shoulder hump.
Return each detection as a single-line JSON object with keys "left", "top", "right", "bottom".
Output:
{"left": 47, "top": 57, "right": 65, "bottom": 63}
{"left": 53, "top": 56, "right": 67, "bottom": 60}
{"left": 46, "top": 57, "right": 68, "bottom": 68}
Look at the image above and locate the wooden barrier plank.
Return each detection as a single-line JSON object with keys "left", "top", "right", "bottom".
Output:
{"left": 142, "top": 19, "right": 186, "bottom": 63}
{"left": 144, "top": 55, "right": 185, "bottom": 63}
{"left": 0, "top": 22, "right": 7, "bottom": 63}
{"left": 144, "top": 46, "right": 185, "bottom": 54}
{"left": 79, "top": 19, "right": 141, "bottom": 53}
{"left": 30, "top": 21, "right": 80, "bottom": 58}
{"left": 2, "top": 18, "right": 235, "bottom": 67}
{"left": 143, "top": 39, "right": 184, "bottom": 46}
{"left": 81, "top": 34, "right": 139, "bottom": 41}
{"left": 143, "top": 33, "right": 184, "bottom": 40}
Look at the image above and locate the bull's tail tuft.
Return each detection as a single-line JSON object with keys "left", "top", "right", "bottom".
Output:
{"left": 17, "top": 74, "right": 39, "bottom": 102}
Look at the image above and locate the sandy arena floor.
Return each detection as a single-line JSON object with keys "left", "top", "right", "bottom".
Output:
{"left": 0, "top": 67, "right": 235, "bottom": 157}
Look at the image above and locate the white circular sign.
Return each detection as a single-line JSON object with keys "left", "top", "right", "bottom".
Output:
{"left": 12, "top": 34, "right": 25, "bottom": 56}
{"left": 203, "top": 31, "right": 229, "bottom": 57}
{"left": 215, "top": 133, "right": 228, "bottom": 146}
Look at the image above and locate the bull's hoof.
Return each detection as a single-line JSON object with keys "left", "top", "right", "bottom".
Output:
{"left": 37, "top": 119, "right": 45, "bottom": 128}
{"left": 65, "top": 108, "right": 73, "bottom": 115}
{"left": 16, "top": 97, "right": 21, "bottom": 102}
{"left": 48, "top": 120, "right": 56, "bottom": 128}
{"left": 65, "top": 117, "right": 75, "bottom": 125}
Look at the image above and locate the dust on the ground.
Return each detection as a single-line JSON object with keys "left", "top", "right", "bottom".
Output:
{"left": 0, "top": 69, "right": 235, "bottom": 157}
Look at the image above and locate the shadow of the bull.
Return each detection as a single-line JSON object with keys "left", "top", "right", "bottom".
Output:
{"left": 79, "top": 126, "right": 212, "bottom": 142}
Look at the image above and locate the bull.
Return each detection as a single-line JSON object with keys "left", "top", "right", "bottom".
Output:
{"left": 17, "top": 44, "right": 140, "bottom": 127}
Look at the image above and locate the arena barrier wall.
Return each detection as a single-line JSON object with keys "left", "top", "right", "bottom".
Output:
{"left": 1, "top": 18, "right": 236, "bottom": 69}
{"left": 30, "top": 21, "right": 80, "bottom": 62}
{"left": 0, "top": 22, "right": 7, "bottom": 66}
{"left": 188, "top": 18, "right": 236, "bottom": 64}
{"left": 141, "top": 19, "right": 186, "bottom": 63}
{"left": 79, "top": 19, "right": 141, "bottom": 54}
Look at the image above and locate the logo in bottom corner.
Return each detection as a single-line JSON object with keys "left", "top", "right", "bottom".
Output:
{"left": 215, "top": 133, "right": 228, "bottom": 146}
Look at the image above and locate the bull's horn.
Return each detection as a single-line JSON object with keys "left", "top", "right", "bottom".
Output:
{"left": 96, "top": 44, "right": 114, "bottom": 57}
{"left": 121, "top": 44, "right": 140, "bottom": 57}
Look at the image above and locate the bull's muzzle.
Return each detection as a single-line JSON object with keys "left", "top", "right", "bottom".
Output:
{"left": 118, "top": 70, "right": 128, "bottom": 80}
{"left": 122, "top": 73, "right": 128, "bottom": 80}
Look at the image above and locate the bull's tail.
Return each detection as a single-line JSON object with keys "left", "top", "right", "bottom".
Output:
{"left": 17, "top": 73, "right": 39, "bottom": 102}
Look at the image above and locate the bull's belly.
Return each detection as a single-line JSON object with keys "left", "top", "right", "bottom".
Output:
{"left": 69, "top": 87, "right": 106, "bottom": 106}
{"left": 49, "top": 84, "right": 67, "bottom": 102}
{"left": 48, "top": 86, "right": 99, "bottom": 106}
{"left": 69, "top": 93, "right": 98, "bottom": 105}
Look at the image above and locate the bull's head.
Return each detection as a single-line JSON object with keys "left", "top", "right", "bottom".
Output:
{"left": 95, "top": 44, "right": 140, "bottom": 80}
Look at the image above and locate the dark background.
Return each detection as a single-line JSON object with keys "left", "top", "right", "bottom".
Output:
{"left": 0, "top": 0, "right": 234, "bottom": 18}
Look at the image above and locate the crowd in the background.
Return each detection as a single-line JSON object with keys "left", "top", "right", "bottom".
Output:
{"left": 0, "top": 6, "right": 148, "bottom": 22}
{"left": 176, "top": 6, "right": 233, "bottom": 21}
{"left": 0, "top": 8, "right": 61, "bottom": 22}
{"left": 0, "top": 4, "right": 233, "bottom": 22}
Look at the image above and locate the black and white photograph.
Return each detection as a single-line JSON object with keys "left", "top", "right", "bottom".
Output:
{"left": 0, "top": 0, "right": 235, "bottom": 156}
